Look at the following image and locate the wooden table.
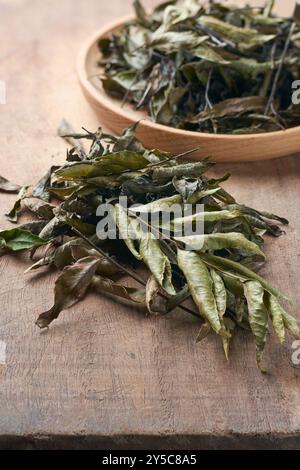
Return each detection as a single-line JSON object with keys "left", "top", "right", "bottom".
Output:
{"left": 0, "top": 0, "right": 299, "bottom": 450}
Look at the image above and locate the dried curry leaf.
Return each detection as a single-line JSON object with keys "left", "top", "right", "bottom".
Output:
{"left": 92, "top": 275, "right": 146, "bottom": 304}
{"left": 140, "top": 233, "right": 176, "bottom": 295}
{"left": 146, "top": 275, "right": 168, "bottom": 315}
{"left": 0, "top": 175, "right": 21, "bottom": 193}
{"left": 210, "top": 268, "right": 227, "bottom": 318}
{"left": 244, "top": 281, "right": 269, "bottom": 369}
{"left": 36, "top": 256, "right": 100, "bottom": 328}
{"left": 177, "top": 248, "right": 224, "bottom": 335}
{"left": 176, "top": 232, "right": 265, "bottom": 259}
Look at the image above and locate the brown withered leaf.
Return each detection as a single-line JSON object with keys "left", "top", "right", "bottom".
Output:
{"left": 36, "top": 256, "right": 100, "bottom": 328}
{"left": 91, "top": 275, "right": 146, "bottom": 304}
{"left": 23, "top": 198, "right": 55, "bottom": 220}
{"left": 0, "top": 175, "right": 21, "bottom": 193}
{"left": 145, "top": 275, "right": 168, "bottom": 315}
{"left": 190, "top": 97, "right": 266, "bottom": 124}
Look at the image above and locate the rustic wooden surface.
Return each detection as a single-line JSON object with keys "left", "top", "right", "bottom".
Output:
{"left": 0, "top": 0, "right": 299, "bottom": 450}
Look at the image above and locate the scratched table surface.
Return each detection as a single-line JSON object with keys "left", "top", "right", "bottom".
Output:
{"left": 0, "top": 0, "right": 299, "bottom": 450}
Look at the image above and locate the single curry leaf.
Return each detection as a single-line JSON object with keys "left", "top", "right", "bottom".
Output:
{"left": 0, "top": 228, "right": 48, "bottom": 253}
{"left": 36, "top": 256, "right": 100, "bottom": 328}
{"left": 244, "top": 280, "right": 269, "bottom": 369}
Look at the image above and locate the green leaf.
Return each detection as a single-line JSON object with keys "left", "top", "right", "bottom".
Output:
{"left": 0, "top": 228, "right": 48, "bottom": 253}
{"left": 55, "top": 151, "right": 149, "bottom": 179}
{"left": 140, "top": 233, "right": 175, "bottom": 295}
{"left": 210, "top": 268, "right": 227, "bottom": 317}
{"left": 130, "top": 194, "right": 182, "bottom": 214}
{"left": 176, "top": 232, "right": 265, "bottom": 259}
{"left": 170, "top": 209, "right": 240, "bottom": 230}
{"left": 244, "top": 281, "right": 269, "bottom": 369}
{"left": 157, "top": 0, "right": 201, "bottom": 27}
{"left": 152, "top": 161, "right": 214, "bottom": 181}
{"left": 49, "top": 185, "right": 79, "bottom": 198}
{"left": 121, "top": 176, "right": 173, "bottom": 196}
{"left": 282, "top": 310, "right": 300, "bottom": 338}
{"left": 228, "top": 58, "right": 283, "bottom": 78}
{"left": 150, "top": 31, "right": 208, "bottom": 53}
{"left": 103, "top": 71, "right": 145, "bottom": 94}
{"left": 113, "top": 204, "right": 142, "bottom": 260}
{"left": 222, "top": 273, "right": 244, "bottom": 297}
{"left": 199, "top": 16, "right": 275, "bottom": 50}
{"left": 193, "top": 44, "right": 230, "bottom": 64}
{"left": 187, "top": 188, "right": 221, "bottom": 203}
{"left": 199, "top": 252, "right": 287, "bottom": 301}
{"left": 265, "top": 293, "right": 286, "bottom": 344}
{"left": 177, "top": 248, "right": 223, "bottom": 334}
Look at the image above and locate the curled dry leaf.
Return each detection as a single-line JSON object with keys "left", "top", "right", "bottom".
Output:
{"left": 244, "top": 281, "right": 269, "bottom": 369}
{"left": 23, "top": 198, "right": 55, "bottom": 220}
{"left": 146, "top": 275, "right": 167, "bottom": 315}
{"left": 0, "top": 175, "right": 21, "bottom": 193}
{"left": 36, "top": 256, "right": 100, "bottom": 329}
{"left": 177, "top": 248, "right": 224, "bottom": 335}
{"left": 140, "top": 233, "right": 176, "bottom": 295}
{"left": 210, "top": 269, "right": 227, "bottom": 318}
{"left": 176, "top": 232, "right": 265, "bottom": 259}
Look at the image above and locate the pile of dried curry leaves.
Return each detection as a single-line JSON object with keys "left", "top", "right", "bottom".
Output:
{"left": 0, "top": 122, "right": 299, "bottom": 370}
{"left": 98, "top": 0, "right": 300, "bottom": 134}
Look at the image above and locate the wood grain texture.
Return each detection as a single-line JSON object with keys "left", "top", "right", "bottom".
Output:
{"left": 0, "top": 0, "right": 299, "bottom": 450}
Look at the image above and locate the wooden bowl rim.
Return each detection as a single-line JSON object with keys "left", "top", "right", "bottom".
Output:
{"left": 77, "top": 14, "right": 300, "bottom": 142}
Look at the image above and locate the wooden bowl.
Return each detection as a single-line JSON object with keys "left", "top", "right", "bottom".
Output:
{"left": 77, "top": 15, "right": 300, "bottom": 163}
